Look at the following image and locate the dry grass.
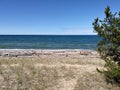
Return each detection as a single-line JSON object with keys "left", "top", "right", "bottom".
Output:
{"left": 74, "top": 72, "right": 120, "bottom": 90}
{"left": 0, "top": 63, "right": 59, "bottom": 90}
{"left": 0, "top": 54, "right": 119, "bottom": 90}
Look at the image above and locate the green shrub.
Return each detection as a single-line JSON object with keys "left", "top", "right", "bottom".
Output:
{"left": 97, "top": 58, "right": 120, "bottom": 84}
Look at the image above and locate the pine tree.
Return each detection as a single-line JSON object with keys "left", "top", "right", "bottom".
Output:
{"left": 93, "top": 6, "right": 120, "bottom": 84}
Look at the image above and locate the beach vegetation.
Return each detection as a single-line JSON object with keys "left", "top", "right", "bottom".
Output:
{"left": 93, "top": 6, "right": 120, "bottom": 85}
{"left": 0, "top": 56, "right": 119, "bottom": 90}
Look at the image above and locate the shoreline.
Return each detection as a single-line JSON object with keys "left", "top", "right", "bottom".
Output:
{"left": 0, "top": 49, "right": 99, "bottom": 58}
{"left": 0, "top": 48, "right": 96, "bottom": 50}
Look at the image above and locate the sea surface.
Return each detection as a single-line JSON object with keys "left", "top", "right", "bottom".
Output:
{"left": 0, "top": 35, "right": 100, "bottom": 50}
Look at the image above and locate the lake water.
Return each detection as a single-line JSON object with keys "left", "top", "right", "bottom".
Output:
{"left": 0, "top": 35, "right": 100, "bottom": 50}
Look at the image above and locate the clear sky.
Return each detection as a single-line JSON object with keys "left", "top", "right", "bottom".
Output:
{"left": 0, "top": 0, "right": 120, "bottom": 35}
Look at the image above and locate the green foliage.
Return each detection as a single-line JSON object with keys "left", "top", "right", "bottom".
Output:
{"left": 97, "top": 58, "right": 120, "bottom": 84}
{"left": 93, "top": 6, "right": 120, "bottom": 85}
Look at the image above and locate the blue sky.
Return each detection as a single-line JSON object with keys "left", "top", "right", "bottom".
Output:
{"left": 0, "top": 0, "right": 120, "bottom": 35}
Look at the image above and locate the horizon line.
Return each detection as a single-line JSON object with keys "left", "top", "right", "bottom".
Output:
{"left": 0, "top": 34, "right": 97, "bottom": 36}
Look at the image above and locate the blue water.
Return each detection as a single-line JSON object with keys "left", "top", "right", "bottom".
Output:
{"left": 0, "top": 35, "right": 100, "bottom": 50}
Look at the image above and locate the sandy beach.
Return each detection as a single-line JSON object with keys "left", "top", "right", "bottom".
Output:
{"left": 0, "top": 49, "right": 119, "bottom": 90}
{"left": 0, "top": 49, "right": 98, "bottom": 57}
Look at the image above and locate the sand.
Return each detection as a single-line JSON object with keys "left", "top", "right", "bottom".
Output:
{"left": 0, "top": 49, "right": 99, "bottom": 57}
{"left": 0, "top": 49, "right": 119, "bottom": 90}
